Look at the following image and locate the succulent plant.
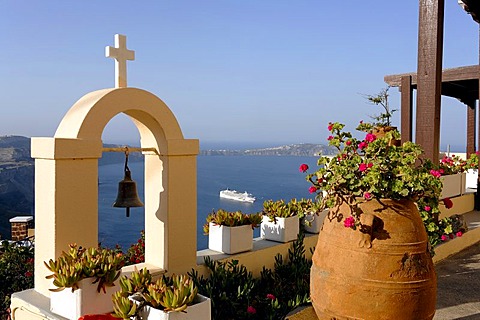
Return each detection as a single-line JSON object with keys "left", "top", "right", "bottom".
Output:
{"left": 203, "top": 209, "right": 262, "bottom": 234}
{"left": 44, "top": 244, "right": 124, "bottom": 293}
{"left": 262, "top": 199, "right": 297, "bottom": 221}
{"left": 112, "top": 268, "right": 199, "bottom": 319}
{"left": 112, "top": 291, "right": 137, "bottom": 319}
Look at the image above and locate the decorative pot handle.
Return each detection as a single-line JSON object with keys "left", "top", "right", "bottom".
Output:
{"left": 358, "top": 212, "right": 374, "bottom": 248}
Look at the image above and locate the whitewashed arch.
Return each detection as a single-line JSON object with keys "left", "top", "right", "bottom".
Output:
{"left": 32, "top": 87, "right": 199, "bottom": 296}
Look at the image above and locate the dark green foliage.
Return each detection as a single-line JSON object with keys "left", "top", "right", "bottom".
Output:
{"left": 190, "top": 258, "right": 257, "bottom": 320}
{"left": 0, "top": 240, "right": 34, "bottom": 320}
{"left": 255, "top": 233, "right": 311, "bottom": 319}
{"left": 190, "top": 235, "right": 312, "bottom": 320}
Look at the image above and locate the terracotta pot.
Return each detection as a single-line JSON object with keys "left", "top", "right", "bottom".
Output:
{"left": 310, "top": 198, "right": 436, "bottom": 320}
{"left": 371, "top": 126, "right": 400, "bottom": 146}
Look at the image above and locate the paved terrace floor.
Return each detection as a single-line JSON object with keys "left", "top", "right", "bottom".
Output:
{"left": 434, "top": 242, "right": 480, "bottom": 320}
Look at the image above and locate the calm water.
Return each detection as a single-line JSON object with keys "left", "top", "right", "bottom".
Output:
{"left": 98, "top": 155, "right": 318, "bottom": 250}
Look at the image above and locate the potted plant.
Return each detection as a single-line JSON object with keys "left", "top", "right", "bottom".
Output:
{"left": 261, "top": 199, "right": 299, "bottom": 243}
{"left": 302, "top": 122, "right": 442, "bottom": 319}
{"left": 44, "top": 244, "right": 125, "bottom": 319}
{"left": 465, "top": 151, "right": 479, "bottom": 189}
{"left": 203, "top": 209, "right": 262, "bottom": 254}
{"left": 112, "top": 268, "right": 211, "bottom": 320}
{"left": 357, "top": 87, "right": 398, "bottom": 137}
{"left": 438, "top": 154, "right": 468, "bottom": 198}
{"left": 290, "top": 198, "right": 327, "bottom": 234}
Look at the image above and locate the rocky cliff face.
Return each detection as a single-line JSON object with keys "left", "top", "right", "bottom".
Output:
{"left": 0, "top": 136, "right": 34, "bottom": 239}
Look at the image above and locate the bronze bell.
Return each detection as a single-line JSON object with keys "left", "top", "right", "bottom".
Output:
{"left": 113, "top": 152, "right": 144, "bottom": 217}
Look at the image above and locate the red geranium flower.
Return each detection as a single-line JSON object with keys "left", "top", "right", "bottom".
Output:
{"left": 365, "top": 133, "right": 376, "bottom": 142}
{"left": 443, "top": 198, "right": 453, "bottom": 209}
{"left": 299, "top": 164, "right": 309, "bottom": 173}
{"left": 359, "top": 163, "right": 368, "bottom": 172}
{"left": 247, "top": 306, "right": 256, "bottom": 314}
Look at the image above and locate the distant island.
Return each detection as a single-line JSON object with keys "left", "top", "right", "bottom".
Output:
{"left": 200, "top": 143, "right": 335, "bottom": 156}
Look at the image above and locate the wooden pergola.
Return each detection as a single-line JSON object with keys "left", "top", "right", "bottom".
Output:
{"left": 384, "top": 0, "right": 480, "bottom": 164}
{"left": 384, "top": 65, "right": 479, "bottom": 156}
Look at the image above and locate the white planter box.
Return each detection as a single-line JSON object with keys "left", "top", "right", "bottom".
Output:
{"left": 50, "top": 278, "right": 118, "bottom": 319}
{"left": 302, "top": 210, "right": 328, "bottom": 234}
{"left": 441, "top": 173, "right": 466, "bottom": 199}
{"left": 208, "top": 223, "right": 253, "bottom": 254}
{"left": 261, "top": 216, "right": 299, "bottom": 243}
{"left": 466, "top": 169, "right": 478, "bottom": 189}
{"left": 139, "top": 294, "right": 211, "bottom": 320}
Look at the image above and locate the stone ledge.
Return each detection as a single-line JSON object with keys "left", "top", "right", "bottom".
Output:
{"left": 10, "top": 289, "right": 68, "bottom": 320}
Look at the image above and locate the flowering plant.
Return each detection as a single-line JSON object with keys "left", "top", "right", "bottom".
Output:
{"left": 438, "top": 154, "right": 468, "bottom": 175}
{"left": 467, "top": 152, "right": 479, "bottom": 169}
{"left": 304, "top": 122, "right": 441, "bottom": 211}
{"left": 301, "top": 122, "right": 461, "bottom": 252}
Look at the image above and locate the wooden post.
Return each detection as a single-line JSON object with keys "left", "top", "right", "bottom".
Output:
{"left": 467, "top": 101, "right": 476, "bottom": 156}
{"left": 415, "top": 0, "right": 445, "bottom": 163}
{"left": 400, "top": 76, "right": 413, "bottom": 143}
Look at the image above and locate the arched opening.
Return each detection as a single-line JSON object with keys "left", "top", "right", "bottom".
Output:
{"left": 99, "top": 113, "right": 144, "bottom": 250}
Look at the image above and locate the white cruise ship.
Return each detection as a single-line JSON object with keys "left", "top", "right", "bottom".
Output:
{"left": 219, "top": 189, "right": 256, "bottom": 203}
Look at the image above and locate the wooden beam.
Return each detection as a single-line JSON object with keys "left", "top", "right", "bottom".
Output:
{"left": 416, "top": 0, "right": 444, "bottom": 163}
{"left": 385, "top": 65, "right": 480, "bottom": 87}
{"left": 400, "top": 76, "right": 413, "bottom": 143}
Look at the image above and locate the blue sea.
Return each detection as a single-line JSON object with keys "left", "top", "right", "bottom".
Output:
{"left": 98, "top": 155, "right": 319, "bottom": 250}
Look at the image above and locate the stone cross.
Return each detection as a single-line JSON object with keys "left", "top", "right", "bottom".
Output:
{"left": 105, "top": 34, "right": 135, "bottom": 88}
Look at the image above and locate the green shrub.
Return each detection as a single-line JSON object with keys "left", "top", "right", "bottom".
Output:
{"left": 190, "top": 235, "right": 312, "bottom": 320}
{"left": 0, "top": 240, "right": 34, "bottom": 320}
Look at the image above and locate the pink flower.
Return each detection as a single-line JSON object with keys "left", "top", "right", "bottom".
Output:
{"left": 346, "top": 140, "right": 352, "bottom": 146}
{"left": 247, "top": 306, "right": 256, "bottom": 314}
{"left": 358, "top": 141, "right": 367, "bottom": 150}
{"left": 309, "top": 186, "right": 317, "bottom": 194}
{"left": 430, "top": 170, "right": 441, "bottom": 178}
{"left": 443, "top": 198, "right": 453, "bottom": 209}
{"left": 327, "top": 135, "right": 334, "bottom": 141}
{"left": 456, "top": 231, "right": 463, "bottom": 237}
{"left": 424, "top": 206, "right": 431, "bottom": 212}
{"left": 441, "top": 234, "right": 448, "bottom": 241}
{"left": 365, "top": 133, "right": 377, "bottom": 142}
{"left": 327, "top": 123, "right": 333, "bottom": 131}
{"left": 299, "top": 164, "right": 309, "bottom": 173}
{"left": 364, "top": 192, "right": 372, "bottom": 200}
{"left": 359, "top": 163, "right": 368, "bottom": 172}
{"left": 266, "top": 294, "right": 276, "bottom": 300}
{"left": 24, "top": 271, "right": 32, "bottom": 277}
{"left": 343, "top": 216, "right": 355, "bottom": 228}
{"left": 367, "top": 163, "right": 373, "bottom": 168}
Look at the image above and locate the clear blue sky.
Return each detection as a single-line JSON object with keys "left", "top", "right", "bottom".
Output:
{"left": 0, "top": 1, "right": 478, "bottom": 150}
